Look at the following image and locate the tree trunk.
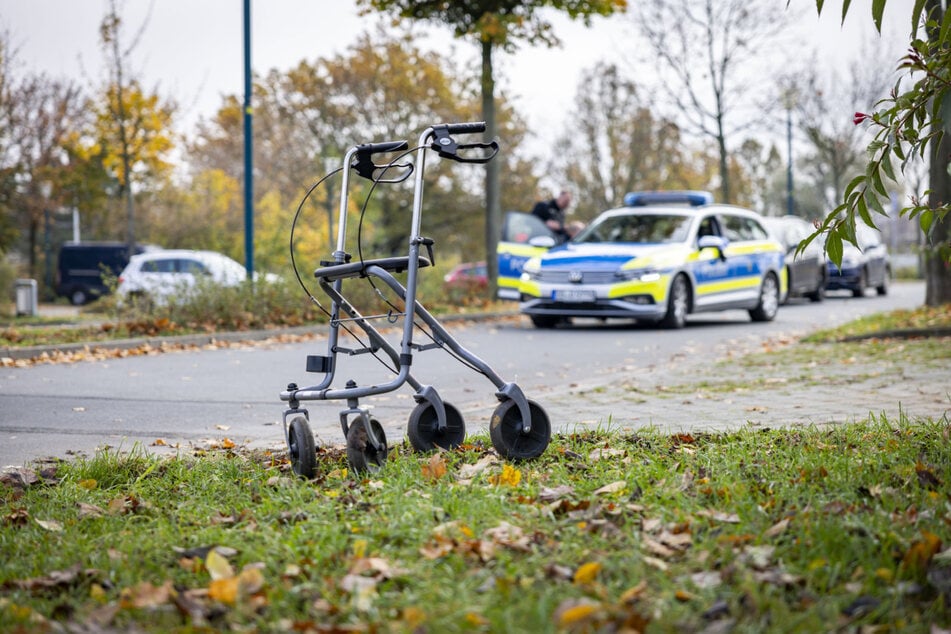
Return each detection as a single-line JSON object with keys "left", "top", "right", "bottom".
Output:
{"left": 481, "top": 39, "right": 500, "bottom": 299}
{"left": 924, "top": 117, "right": 951, "bottom": 306}
{"left": 924, "top": 0, "right": 951, "bottom": 306}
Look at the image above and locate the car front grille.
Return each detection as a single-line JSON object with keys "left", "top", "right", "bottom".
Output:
{"left": 534, "top": 270, "right": 617, "bottom": 284}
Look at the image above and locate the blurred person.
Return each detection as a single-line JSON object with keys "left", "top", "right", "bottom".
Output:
{"left": 531, "top": 190, "right": 572, "bottom": 242}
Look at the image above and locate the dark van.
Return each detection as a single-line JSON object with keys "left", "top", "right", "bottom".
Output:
{"left": 56, "top": 242, "right": 151, "bottom": 305}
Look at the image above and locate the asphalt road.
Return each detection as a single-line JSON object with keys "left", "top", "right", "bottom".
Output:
{"left": 0, "top": 282, "right": 930, "bottom": 468}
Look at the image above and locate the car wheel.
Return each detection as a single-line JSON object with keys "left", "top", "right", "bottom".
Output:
{"left": 659, "top": 274, "right": 689, "bottom": 329}
{"left": 807, "top": 269, "right": 825, "bottom": 303}
{"left": 530, "top": 314, "right": 560, "bottom": 329}
{"left": 852, "top": 269, "right": 867, "bottom": 298}
{"left": 876, "top": 270, "right": 889, "bottom": 296}
{"left": 749, "top": 273, "right": 779, "bottom": 322}
{"left": 70, "top": 288, "right": 88, "bottom": 306}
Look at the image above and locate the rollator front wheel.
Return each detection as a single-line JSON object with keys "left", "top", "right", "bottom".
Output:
{"left": 407, "top": 402, "right": 466, "bottom": 452}
{"left": 346, "top": 417, "right": 388, "bottom": 473}
{"left": 288, "top": 416, "right": 316, "bottom": 479}
{"left": 489, "top": 399, "right": 551, "bottom": 460}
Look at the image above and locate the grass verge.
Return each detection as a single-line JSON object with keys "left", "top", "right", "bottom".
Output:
{"left": 2, "top": 418, "right": 949, "bottom": 632}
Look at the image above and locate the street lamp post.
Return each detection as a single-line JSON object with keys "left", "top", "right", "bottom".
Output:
{"left": 782, "top": 87, "right": 797, "bottom": 217}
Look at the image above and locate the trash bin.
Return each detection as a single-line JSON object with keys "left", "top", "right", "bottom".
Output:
{"left": 15, "top": 279, "right": 38, "bottom": 317}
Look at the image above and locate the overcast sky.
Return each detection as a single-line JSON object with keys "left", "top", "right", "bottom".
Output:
{"left": 0, "top": 0, "right": 915, "bottom": 158}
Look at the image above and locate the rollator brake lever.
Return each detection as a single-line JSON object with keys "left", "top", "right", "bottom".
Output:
{"left": 430, "top": 125, "right": 500, "bottom": 164}
{"left": 352, "top": 141, "right": 415, "bottom": 183}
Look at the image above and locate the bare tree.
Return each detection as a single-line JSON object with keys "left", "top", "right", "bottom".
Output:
{"left": 551, "top": 62, "right": 699, "bottom": 218}
{"left": 793, "top": 41, "right": 896, "bottom": 212}
{"left": 633, "top": 0, "right": 791, "bottom": 203}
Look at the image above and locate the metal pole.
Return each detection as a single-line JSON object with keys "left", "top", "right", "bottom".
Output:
{"left": 786, "top": 106, "right": 794, "bottom": 216}
{"left": 243, "top": 0, "right": 254, "bottom": 280}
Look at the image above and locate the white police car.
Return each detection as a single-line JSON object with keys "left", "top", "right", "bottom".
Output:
{"left": 517, "top": 191, "right": 787, "bottom": 328}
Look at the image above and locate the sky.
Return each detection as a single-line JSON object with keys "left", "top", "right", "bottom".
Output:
{"left": 0, "top": 0, "right": 917, "bottom": 171}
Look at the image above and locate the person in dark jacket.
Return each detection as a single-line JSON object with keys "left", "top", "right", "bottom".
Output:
{"left": 531, "top": 190, "right": 572, "bottom": 242}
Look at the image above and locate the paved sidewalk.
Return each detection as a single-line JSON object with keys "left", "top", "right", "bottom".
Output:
{"left": 535, "top": 331, "right": 951, "bottom": 435}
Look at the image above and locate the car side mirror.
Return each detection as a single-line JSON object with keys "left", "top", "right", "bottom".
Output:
{"left": 529, "top": 236, "right": 556, "bottom": 248}
{"left": 698, "top": 235, "right": 728, "bottom": 261}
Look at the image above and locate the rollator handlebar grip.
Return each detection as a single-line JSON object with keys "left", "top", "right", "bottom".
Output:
{"left": 445, "top": 121, "right": 486, "bottom": 135}
{"left": 356, "top": 140, "right": 409, "bottom": 154}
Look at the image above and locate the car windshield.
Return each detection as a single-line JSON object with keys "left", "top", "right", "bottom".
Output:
{"left": 574, "top": 213, "right": 692, "bottom": 244}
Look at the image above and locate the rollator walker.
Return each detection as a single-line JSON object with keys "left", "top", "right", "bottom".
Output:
{"left": 279, "top": 122, "right": 551, "bottom": 476}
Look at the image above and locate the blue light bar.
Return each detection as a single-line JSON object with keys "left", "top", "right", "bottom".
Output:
{"left": 623, "top": 190, "right": 713, "bottom": 207}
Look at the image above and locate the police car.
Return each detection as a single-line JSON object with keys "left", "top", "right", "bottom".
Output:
{"left": 517, "top": 191, "right": 787, "bottom": 328}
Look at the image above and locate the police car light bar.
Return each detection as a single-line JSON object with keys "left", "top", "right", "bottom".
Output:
{"left": 623, "top": 190, "right": 713, "bottom": 207}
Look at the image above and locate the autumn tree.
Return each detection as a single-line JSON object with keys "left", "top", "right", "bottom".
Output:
{"left": 357, "top": 0, "right": 627, "bottom": 296}
{"left": 187, "top": 29, "right": 535, "bottom": 275}
{"left": 792, "top": 43, "right": 895, "bottom": 212}
{"left": 633, "top": 0, "right": 791, "bottom": 204}
{"left": 94, "top": 0, "right": 176, "bottom": 249}
{"left": 550, "top": 62, "right": 705, "bottom": 218}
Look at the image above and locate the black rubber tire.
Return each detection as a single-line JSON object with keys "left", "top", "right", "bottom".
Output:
{"left": 70, "top": 288, "right": 88, "bottom": 306}
{"left": 852, "top": 270, "right": 867, "bottom": 297}
{"left": 346, "top": 417, "right": 388, "bottom": 473}
{"left": 530, "top": 314, "right": 560, "bottom": 329}
{"left": 876, "top": 271, "right": 889, "bottom": 296}
{"left": 489, "top": 399, "right": 551, "bottom": 461}
{"left": 407, "top": 402, "right": 465, "bottom": 452}
{"left": 749, "top": 273, "right": 780, "bottom": 322}
{"left": 659, "top": 274, "right": 689, "bottom": 329}
{"left": 807, "top": 270, "right": 825, "bottom": 303}
{"left": 287, "top": 416, "right": 316, "bottom": 479}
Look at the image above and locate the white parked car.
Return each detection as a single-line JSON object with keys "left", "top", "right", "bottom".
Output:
{"left": 117, "top": 249, "right": 262, "bottom": 304}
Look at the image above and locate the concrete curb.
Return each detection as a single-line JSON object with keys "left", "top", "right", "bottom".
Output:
{"left": 1, "top": 311, "right": 520, "bottom": 361}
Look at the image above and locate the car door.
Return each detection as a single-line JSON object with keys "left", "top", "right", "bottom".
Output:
{"left": 497, "top": 211, "right": 556, "bottom": 300}
{"left": 690, "top": 214, "right": 735, "bottom": 308}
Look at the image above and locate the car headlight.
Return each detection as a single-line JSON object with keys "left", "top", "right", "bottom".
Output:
{"left": 616, "top": 268, "right": 660, "bottom": 282}
{"left": 521, "top": 258, "right": 542, "bottom": 281}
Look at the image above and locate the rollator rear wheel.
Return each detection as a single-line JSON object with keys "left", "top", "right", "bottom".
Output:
{"left": 346, "top": 417, "right": 388, "bottom": 473}
{"left": 407, "top": 402, "right": 466, "bottom": 452}
{"left": 288, "top": 416, "right": 316, "bottom": 479}
{"left": 489, "top": 399, "right": 551, "bottom": 460}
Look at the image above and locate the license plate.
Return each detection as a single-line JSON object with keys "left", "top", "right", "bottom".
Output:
{"left": 554, "top": 289, "right": 596, "bottom": 303}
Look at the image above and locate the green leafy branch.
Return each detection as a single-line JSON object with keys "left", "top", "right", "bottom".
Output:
{"left": 801, "top": 2, "right": 951, "bottom": 266}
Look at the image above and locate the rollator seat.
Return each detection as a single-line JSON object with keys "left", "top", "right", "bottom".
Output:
{"left": 314, "top": 256, "right": 431, "bottom": 282}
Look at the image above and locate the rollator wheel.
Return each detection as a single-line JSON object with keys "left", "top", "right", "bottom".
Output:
{"left": 346, "top": 417, "right": 388, "bottom": 473}
{"left": 407, "top": 402, "right": 466, "bottom": 452}
{"left": 288, "top": 416, "right": 316, "bottom": 479}
{"left": 489, "top": 399, "right": 551, "bottom": 461}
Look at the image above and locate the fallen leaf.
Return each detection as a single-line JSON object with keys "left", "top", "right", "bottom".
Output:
{"left": 205, "top": 549, "right": 234, "bottom": 581}
{"left": 421, "top": 454, "right": 448, "bottom": 482}
{"left": 765, "top": 518, "right": 790, "bottom": 538}
{"left": 594, "top": 481, "right": 627, "bottom": 495}
{"left": 573, "top": 562, "right": 602, "bottom": 585}
{"left": 120, "top": 580, "right": 173, "bottom": 609}
{"left": 554, "top": 599, "right": 602, "bottom": 629}
{"left": 35, "top": 519, "right": 63, "bottom": 532}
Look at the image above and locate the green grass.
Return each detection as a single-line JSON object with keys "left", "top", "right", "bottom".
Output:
{"left": 1, "top": 419, "right": 949, "bottom": 633}
{"left": 805, "top": 303, "right": 951, "bottom": 343}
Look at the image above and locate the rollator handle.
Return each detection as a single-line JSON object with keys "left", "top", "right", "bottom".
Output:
{"left": 352, "top": 140, "right": 414, "bottom": 183}
{"left": 430, "top": 124, "right": 499, "bottom": 164}
{"left": 445, "top": 121, "right": 486, "bottom": 135}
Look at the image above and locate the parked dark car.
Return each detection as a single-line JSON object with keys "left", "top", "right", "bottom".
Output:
{"left": 825, "top": 226, "right": 890, "bottom": 297}
{"left": 762, "top": 215, "right": 827, "bottom": 303}
{"left": 56, "top": 242, "right": 153, "bottom": 305}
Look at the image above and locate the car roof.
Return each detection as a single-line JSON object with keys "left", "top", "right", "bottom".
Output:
{"left": 594, "top": 203, "right": 763, "bottom": 220}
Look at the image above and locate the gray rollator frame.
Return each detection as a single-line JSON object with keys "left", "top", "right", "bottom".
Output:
{"left": 279, "top": 122, "right": 550, "bottom": 476}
